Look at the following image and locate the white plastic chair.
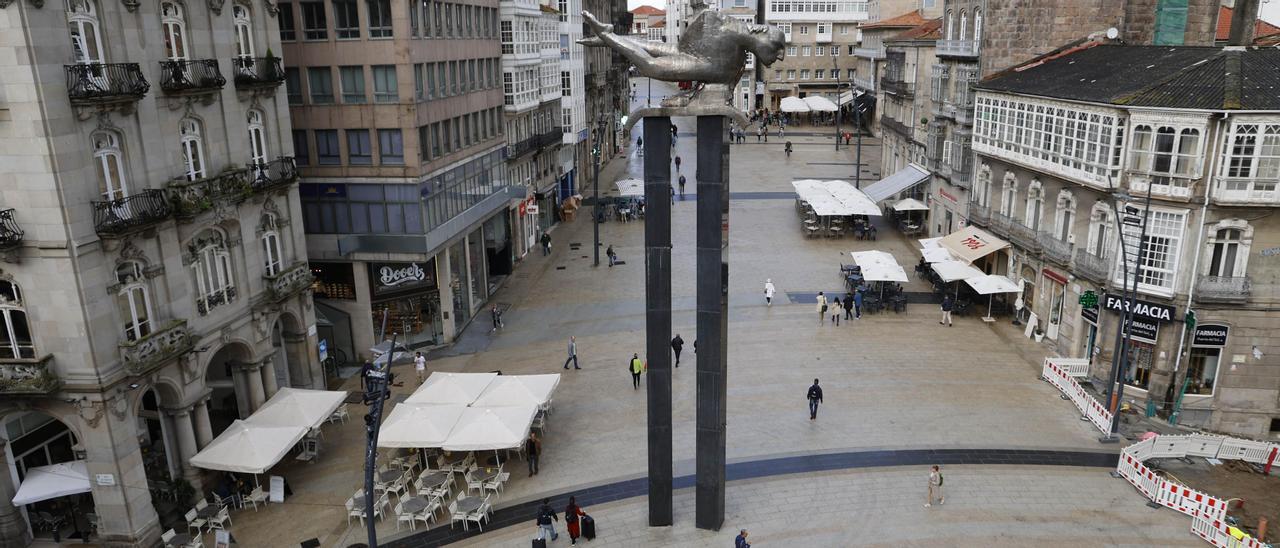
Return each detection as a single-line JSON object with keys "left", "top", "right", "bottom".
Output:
{"left": 464, "top": 471, "right": 484, "bottom": 495}
{"left": 394, "top": 501, "right": 416, "bottom": 531}
{"left": 184, "top": 509, "right": 206, "bottom": 535}
{"left": 388, "top": 477, "right": 408, "bottom": 501}
{"left": 416, "top": 498, "right": 441, "bottom": 528}
{"left": 194, "top": 498, "right": 209, "bottom": 511}
{"left": 448, "top": 500, "right": 468, "bottom": 530}
{"left": 244, "top": 485, "right": 269, "bottom": 511}
{"left": 465, "top": 498, "right": 489, "bottom": 531}
{"left": 161, "top": 529, "right": 177, "bottom": 547}
{"left": 328, "top": 404, "right": 349, "bottom": 424}
{"left": 345, "top": 498, "right": 361, "bottom": 526}
{"left": 207, "top": 507, "right": 232, "bottom": 532}
{"left": 484, "top": 472, "right": 509, "bottom": 495}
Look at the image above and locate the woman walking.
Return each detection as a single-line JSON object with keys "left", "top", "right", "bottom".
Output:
{"left": 830, "top": 296, "right": 842, "bottom": 326}
{"left": 565, "top": 496, "right": 590, "bottom": 545}
{"left": 925, "top": 465, "right": 945, "bottom": 507}
{"left": 816, "top": 291, "right": 828, "bottom": 325}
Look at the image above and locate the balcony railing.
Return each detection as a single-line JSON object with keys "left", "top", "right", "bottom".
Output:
{"left": 266, "top": 261, "right": 314, "bottom": 302}
{"left": 159, "top": 59, "right": 227, "bottom": 94}
{"left": 880, "top": 116, "right": 912, "bottom": 138}
{"left": 937, "top": 39, "right": 980, "bottom": 58}
{"left": 168, "top": 168, "right": 252, "bottom": 218}
{"left": 968, "top": 203, "right": 990, "bottom": 227}
{"left": 0, "top": 209, "right": 23, "bottom": 250}
{"left": 0, "top": 355, "right": 60, "bottom": 395}
{"left": 93, "top": 189, "right": 172, "bottom": 237}
{"left": 990, "top": 211, "right": 1012, "bottom": 238}
{"left": 65, "top": 63, "right": 150, "bottom": 105}
{"left": 507, "top": 130, "right": 564, "bottom": 159}
{"left": 535, "top": 128, "right": 564, "bottom": 148}
{"left": 1009, "top": 221, "right": 1040, "bottom": 252}
{"left": 249, "top": 157, "right": 298, "bottom": 194}
{"left": 881, "top": 77, "right": 912, "bottom": 97}
{"left": 854, "top": 47, "right": 886, "bottom": 59}
{"left": 1074, "top": 250, "right": 1111, "bottom": 283}
{"left": 1213, "top": 178, "right": 1280, "bottom": 205}
{"left": 954, "top": 106, "right": 973, "bottom": 125}
{"left": 1195, "top": 276, "right": 1251, "bottom": 303}
{"left": 119, "top": 320, "right": 192, "bottom": 377}
{"left": 232, "top": 56, "right": 286, "bottom": 89}
{"left": 1038, "top": 231, "right": 1073, "bottom": 266}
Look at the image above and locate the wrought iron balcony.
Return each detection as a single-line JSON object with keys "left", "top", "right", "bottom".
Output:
{"left": 507, "top": 130, "right": 564, "bottom": 159}
{"left": 0, "top": 209, "right": 23, "bottom": 250}
{"left": 535, "top": 128, "right": 564, "bottom": 148}
{"left": 1009, "top": 220, "right": 1041, "bottom": 252}
{"left": 232, "top": 56, "right": 286, "bottom": 89}
{"left": 65, "top": 63, "right": 150, "bottom": 105}
{"left": 265, "top": 261, "right": 314, "bottom": 302}
{"left": 937, "top": 39, "right": 980, "bottom": 58}
{"left": 1038, "top": 231, "right": 1073, "bottom": 266}
{"left": 1195, "top": 276, "right": 1251, "bottom": 303}
{"left": 954, "top": 106, "right": 973, "bottom": 125}
{"left": 881, "top": 77, "right": 912, "bottom": 97}
{"left": 167, "top": 168, "right": 251, "bottom": 218}
{"left": 119, "top": 320, "right": 192, "bottom": 377}
{"left": 989, "top": 211, "right": 1012, "bottom": 238}
{"left": 0, "top": 355, "right": 59, "bottom": 395}
{"left": 1073, "top": 250, "right": 1111, "bottom": 283}
{"left": 92, "top": 190, "right": 172, "bottom": 237}
{"left": 249, "top": 157, "right": 298, "bottom": 194}
{"left": 967, "top": 203, "right": 990, "bottom": 227}
{"left": 159, "top": 59, "right": 227, "bottom": 94}
{"left": 880, "top": 116, "right": 912, "bottom": 138}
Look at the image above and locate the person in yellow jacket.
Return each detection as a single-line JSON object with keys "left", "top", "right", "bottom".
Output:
{"left": 629, "top": 353, "right": 645, "bottom": 390}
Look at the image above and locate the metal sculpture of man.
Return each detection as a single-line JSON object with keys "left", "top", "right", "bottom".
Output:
{"left": 579, "top": 0, "right": 785, "bottom": 123}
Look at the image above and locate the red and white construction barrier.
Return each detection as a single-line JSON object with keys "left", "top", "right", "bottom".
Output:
{"left": 1041, "top": 357, "right": 1113, "bottom": 434}
{"left": 1114, "top": 434, "right": 1280, "bottom": 547}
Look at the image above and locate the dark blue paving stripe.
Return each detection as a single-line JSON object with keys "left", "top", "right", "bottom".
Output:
{"left": 384, "top": 448, "right": 1118, "bottom": 547}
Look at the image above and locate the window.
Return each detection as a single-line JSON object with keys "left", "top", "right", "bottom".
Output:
{"left": 797, "top": 25, "right": 808, "bottom": 34}
{"left": 959, "top": 10, "right": 968, "bottom": 40}
{"left": 301, "top": 1, "right": 327, "bottom": 40}
{"left": 973, "top": 95, "right": 1125, "bottom": 185}
{"left": 831, "top": 46, "right": 838, "bottom": 56}
{"left": 426, "top": 62, "right": 437, "bottom": 98}
{"left": 817, "top": 23, "right": 827, "bottom": 35}
{"left": 1185, "top": 347, "right": 1220, "bottom": 395}
{"left": 68, "top": 0, "right": 104, "bottom": 64}
{"left": 368, "top": 0, "right": 393, "bottom": 38}
{"left": 161, "top": 2, "right": 189, "bottom": 60}
{"left": 1054, "top": 190, "right": 1076, "bottom": 242}
{"left": 974, "top": 9, "right": 983, "bottom": 42}
{"left": 339, "top": 65, "right": 365, "bottom": 103}
{"left": 1206, "top": 222, "right": 1251, "bottom": 278}
{"left": 284, "top": 67, "right": 303, "bottom": 104}
{"left": 815, "top": 69, "right": 824, "bottom": 80}
{"left": 261, "top": 215, "right": 283, "bottom": 276}
{"left": 801, "top": 46, "right": 811, "bottom": 56}
{"left": 1221, "top": 123, "right": 1280, "bottom": 199}
{"left": 561, "top": 71, "right": 571, "bottom": 96}
{"left": 247, "top": 109, "right": 269, "bottom": 165}
{"left": 278, "top": 2, "right": 296, "bottom": 41}
{"left": 116, "top": 262, "right": 153, "bottom": 342}
{"left": 233, "top": 5, "right": 255, "bottom": 58}
{"left": 1129, "top": 124, "right": 1200, "bottom": 177}
{"left": 847, "top": 69, "right": 854, "bottom": 80}
{"left": 1153, "top": 0, "right": 1190, "bottom": 45}
{"left": 191, "top": 229, "right": 236, "bottom": 315}
{"left": 92, "top": 131, "right": 129, "bottom": 201}
{"left": 437, "top": 63, "right": 448, "bottom": 96}
{"left": 430, "top": 122, "right": 441, "bottom": 157}
{"left": 409, "top": 0, "right": 419, "bottom": 36}
{"left": 1118, "top": 208, "right": 1186, "bottom": 294}
{"left": 945, "top": 9, "right": 954, "bottom": 40}
{"left": 1084, "top": 203, "right": 1114, "bottom": 260}
{"left": 414, "top": 63, "right": 424, "bottom": 99}
{"left": 800, "top": 69, "right": 809, "bottom": 79}
{"left": 292, "top": 130, "right": 310, "bottom": 165}
{"left": 347, "top": 129, "right": 372, "bottom": 165}
{"left": 316, "top": 129, "right": 341, "bottom": 164}
{"left": 333, "top": 0, "right": 360, "bottom": 38}
{"left": 0, "top": 281, "right": 34, "bottom": 359}
{"left": 179, "top": 118, "right": 206, "bottom": 180}
{"left": 308, "top": 67, "right": 334, "bottom": 103}
{"left": 372, "top": 65, "right": 398, "bottom": 102}
{"left": 999, "top": 173, "right": 1017, "bottom": 216}
{"left": 786, "top": 69, "right": 795, "bottom": 80}
{"left": 1023, "top": 181, "right": 1043, "bottom": 230}
{"left": 815, "top": 46, "right": 825, "bottom": 56}
{"left": 379, "top": 129, "right": 403, "bottom": 164}
{"left": 786, "top": 46, "right": 796, "bottom": 57}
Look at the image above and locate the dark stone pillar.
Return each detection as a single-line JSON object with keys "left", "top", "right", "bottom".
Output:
{"left": 694, "top": 115, "right": 728, "bottom": 531}
{"left": 0, "top": 440, "right": 31, "bottom": 548}
{"left": 642, "top": 116, "right": 673, "bottom": 527}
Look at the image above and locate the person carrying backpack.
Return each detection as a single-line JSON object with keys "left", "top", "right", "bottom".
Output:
{"left": 807, "top": 379, "right": 823, "bottom": 420}
{"left": 925, "top": 465, "right": 945, "bottom": 507}
{"left": 536, "top": 498, "right": 559, "bottom": 540}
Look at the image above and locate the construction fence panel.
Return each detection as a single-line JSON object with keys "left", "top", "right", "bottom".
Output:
{"left": 1216, "top": 438, "right": 1273, "bottom": 464}
{"left": 1185, "top": 434, "right": 1226, "bottom": 458}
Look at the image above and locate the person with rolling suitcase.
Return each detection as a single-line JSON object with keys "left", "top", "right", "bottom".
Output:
{"left": 565, "top": 496, "right": 592, "bottom": 544}
{"left": 535, "top": 498, "right": 559, "bottom": 542}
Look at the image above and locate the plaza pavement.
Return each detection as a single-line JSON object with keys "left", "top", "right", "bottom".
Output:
{"left": 220, "top": 80, "right": 1172, "bottom": 547}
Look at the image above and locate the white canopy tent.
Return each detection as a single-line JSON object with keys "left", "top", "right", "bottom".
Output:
{"left": 965, "top": 274, "right": 1022, "bottom": 321}
{"left": 406, "top": 372, "right": 499, "bottom": 405}
{"left": 793, "top": 180, "right": 881, "bottom": 217}
{"left": 892, "top": 198, "right": 929, "bottom": 211}
{"left": 779, "top": 96, "right": 810, "bottom": 113}
{"left": 615, "top": 178, "right": 644, "bottom": 197}
{"left": 12, "top": 461, "right": 90, "bottom": 506}
{"left": 837, "top": 90, "right": 858, "bottom": 106}
{"left": 920, "top": 247, "right": 953, "bottom": 263}
{"left": 919, "top": 237, "right": 943, "bottom": 249}
{"left": 377, "top": 403, "right": 467, "bottom": 448}
{"left": 245, "top": 387, "right": 346, "bottom": 430}
{"left": 849, "top": 251, "right": 909, "bottom": 283}
{"left": 803, "top": 95, "right": 839, "bottom": 112}
{"left": 441, "top": 405, "right": 539, "bottom": 452}
{"left": 189, "top": 421, "right": 308, "bottom": 474}
{"left": 938, "top": 225, "right": 1010, "bottom": 264}
{"left": 931, "top": 260, "right": 985, "bottom": 283}
{"left": 472, "top": 374, "right": 560, "bottom": 408}
{"left": 863, "top": 164, "right": 930, "bottom": 202}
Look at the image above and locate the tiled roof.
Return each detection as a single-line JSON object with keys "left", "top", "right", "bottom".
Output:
{"left": 976, "top": 45, "right": 1280, "bottom": 111}
{"left": 650, "top": 19, "right": 666, "bottom": 28}
{"left": 631, "top": 5, "right": 664, "bottom": 16}
{"left": 889, "top": 17, "right": 942, "bottom": 41}
{"left": 540, "top": 4, "right": 558, "bottom": 14}
{"left": 1216, "top": 6, "right": 1280, "bottom": 42}
{"left": 860, "top": 9, "right": 926, "bottom": 30}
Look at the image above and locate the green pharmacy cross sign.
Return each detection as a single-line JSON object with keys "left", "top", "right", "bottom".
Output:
{"left": 1079, "top": 290, "right": 1099, "bottom": 308}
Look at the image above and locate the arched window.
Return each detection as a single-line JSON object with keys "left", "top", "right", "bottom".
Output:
{"left": 959, "top": 10, "right": 968, "bottom": 41}
{"left": 1023, "top": 180, "right": 1043, "bottom": 230}
{"left": 975, "top": 164, "right": 992, "bottom": 207}
{"left": 945, "top": 10, "right": 954, "bottom": 40}
{"left": 161, "top": 1, "right": 189, "bottom": 61}
{"left": 67, "top": 0, "right": 104, "bottom": 64}
{"left": 1054, "top": 190, "right": 1076, "bottom": 242}
{"left": 116, "top": 262, "right": 154, "bottom": 341}
{"left": 1206, "top": 222, "right": 1252, "bottom": 278}
{"left": 247, "top": 110, "right": 268, "bottom": 166}
{"left": 1086, "top": 203, "right": 1115, "bottom": 259}
{"left": 1000, "top": 172, "right": 1017, "bottom": 216}
{"left": 233, "top": 4, "right": 255, "bottom": 59}
{"left": 180, "top": 118, "right": 206, "bottom": 180}
{"left": 0, "top": 281, "right": 35, "bottom": 359}
{"left": 191, "top": 229, "right": 235, "bottom": 314}
{"left": 92, "top": 131, "right": 129, "bottom": 201}
{"left": 260, "top": 214, "right": 283, "bottom": 275}
{"left": 973, "top": 9, "right": 982, "bottom": 42}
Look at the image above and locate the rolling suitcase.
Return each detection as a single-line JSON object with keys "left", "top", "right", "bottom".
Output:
{"left": 533, "top": 536, "right": 547, "bottom": 548}
{"left": 581, "top": 514, "right": 596, "bottom": 540}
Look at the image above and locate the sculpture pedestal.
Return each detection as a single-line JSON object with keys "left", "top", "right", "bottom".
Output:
{"left": 642, "top": 116, "right": 674, "bottom": 528}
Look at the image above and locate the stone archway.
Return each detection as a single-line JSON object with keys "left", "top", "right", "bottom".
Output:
{"left": 0, "top": 409, "right": 90, "bottom": 544}
{"left": 271, "top": 312, "right": 311, "bottom": 389}
{"left": 202, "top": 342, "right": 256, "bottom": 437}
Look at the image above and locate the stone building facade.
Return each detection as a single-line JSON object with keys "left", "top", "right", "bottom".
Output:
{"left": 0, "top": 0, "right": 314, "bottom": 544}
{"left": 878, "top": 17, "right": 940, "bottom": 191}
{"left": 762, "top": 0, "right": 868, "bottom": 110}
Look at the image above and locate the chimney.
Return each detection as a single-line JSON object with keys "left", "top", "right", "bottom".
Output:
{"left": 1228, "top": 0, "right": 1260, "bottom": 45}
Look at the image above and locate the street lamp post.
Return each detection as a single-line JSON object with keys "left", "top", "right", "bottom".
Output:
{"left": 852, "top": 104, "right": 867, "bottom": 189}
{"left": 833, "top": 57, "right": 848, "bottom": 151}
{"left": 592, "top": 114, "right": 607, "bottom": 267}
{"left": 1100, "top": 179, "right": 1154, "bottom": 442}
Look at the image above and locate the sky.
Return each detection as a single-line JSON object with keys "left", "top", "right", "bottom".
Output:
{"left": 628, "top": 0, "right": 662, "bottom": 10}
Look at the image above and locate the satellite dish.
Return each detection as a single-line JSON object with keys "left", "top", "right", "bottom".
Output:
{"left": 1106, "top": 27, "right": 1119, "bottom": 40}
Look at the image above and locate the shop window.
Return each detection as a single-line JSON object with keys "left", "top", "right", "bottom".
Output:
{"left": 1125, "top": 341, "right": 1155, "bottom": 390}
{"left": 1185, "top": 347, "right": 1219, "bottom": 395}
{"left": 116, "top": 261, "right": 154, "bottom": 342}
{"left": 0, "top": 281, "right": 35, "bottom": 359}
{"left": 311, "top": 262, "right": 356, "bottom": 299}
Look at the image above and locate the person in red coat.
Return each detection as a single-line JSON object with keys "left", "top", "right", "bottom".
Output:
{"left": 564, "top": 496, "right": 587, "bottom": 544}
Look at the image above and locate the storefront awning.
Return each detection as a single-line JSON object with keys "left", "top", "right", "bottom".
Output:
{"left": 780, "top": 96, "right": 810, "bottom": 113}
{"left": 862, "top": 164, "right": 930, "bottom": 202}
{"left": 937, "top": 225, "right": 1010, "bottom": 264}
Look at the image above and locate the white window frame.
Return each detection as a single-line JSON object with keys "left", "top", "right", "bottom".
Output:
{"left": 180, "top": 118, "right": 207, "bottom": 180}
{"left": 192, "top": 229, "right": 236, "bottom": 314}
{"left": 116, "top": 261, "right": 154, "bottom": 342}
{"left": 1115, "top": 206, "right": 1187, "bottom": 297}
{"left": 975, "top": 164, "right": 992, "bottom": 207}
{"left": 959, "top": 10, "right": 967, "bottom": 40}
{"left": 1203, "top": 219, "right": 1252, "bottom": 279}
{"left": 999, "top": 172, "right": 1017, "bottom": 217}
{"left": 1054, "top": 189, "right": 1076, "bottom": 242}
{"left": 247, "top": 109, "right": 268, "bottom": 166}
{"left": 1023, "top": 180, "right": 1043, "bottom": 230}
{"left": 67, "top": 0, "right": 104, "bottom": 64}
{"left": 1219, "top": 121, "right": 1280, "bottom": 202}
{"left": 93, "top": 131, "right": 129, "bottom": 201}
{"left": 973, "top": 93, "right": 1125, "bottom": 188}
{"left": 1085, "top": 202, "right": 1115, "bottom": 259}
{"left": 233, "top": 4, "right": 255, "bottom": 59}
{"left": 261, "top": 215, "right": 284, "bottom": 276}
{"left": 161, "top": 1, "right": 189, "bottom": 61}
{"left": 0, "top": 281, "right": 34, "bottom": 359}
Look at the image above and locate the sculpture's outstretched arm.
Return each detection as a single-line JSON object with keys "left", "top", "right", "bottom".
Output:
{"left": 577, "top": 10, "right": 688, "bottom": 79}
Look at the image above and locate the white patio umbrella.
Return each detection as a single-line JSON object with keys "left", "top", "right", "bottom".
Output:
{"left": 932, "top": 259, "right": 985, "bottom": 300}
{"left": 615, "top": 178, "right": 644, "bottom": 197}
{"left": 919, "top": 237, "right": 943, "bottom": 249}
{"left": 245, "top": 387, "right": 347, "bottom": 430}
{"left": 441, "top": 405, "right": 539, "bottom": 452}
{"left": 965, "top": 274, "right": 1021, "bottom": 321}
{"left": 12, "top": 461, "right": 90, "bottom": 505}
{"left": 892, "top": 198, "right": 929, "bottom": 211}
{"left": 189, "top": 421, "right": 308, "bottom": 475}
{"left": 377, "top": 403, "right": 467, "bottom": 448}
{"left": 779, "top": 96, "right": 810, "bottom": 113}
{"left": 849, "top": 250, "right": 908, "bottom": 299}
{"left": 472, "top": 374, "right": 561, "bottom": 408}
{"left": 920, "top": 247, "right": 952, "bottom": 263}
{"left": 803, "top": 95, "right": 839, "bottom": 112}
{"left": 406, "top": 372, "right": 499, "bottom": 405}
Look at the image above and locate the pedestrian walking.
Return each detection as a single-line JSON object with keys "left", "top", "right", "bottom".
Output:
{"left": 490, "top": 304, "right": 503, "bottom": 333}
{"left": 925, "top": 465, "right": 945, "bottom": 507}
{"left": 678, "top": 174, "right": 686, "bottom": 197}
{"left": 807, "top": 378, "right": 823, "bottom": 420}
{"left": 671, "top": 122, "right": 678, "bottom": 142}
{"left": 526, "top": 432, "right": 541, "bottom": 476}
{"left": 628, "top": 353, "right": 644, "bottom": 390}
{"left": 816, "top": 291, "right": 828, "bottom": 324}
{"left": 785, "top": 140, "right": 793, "bottom": 157}
{"left": 536, "top": 498, "right": 560, "bottom": 541}
{"left": 843, "top": 293, "right": 854, "bottom": 321}
{"left": 606, "top": 245, "right": 617, "bottom": 267}
{"left": 763, "top": 124, "right": 769, "bottom": 142}
{"left": 763, "top": 278, "right": 776, "bottom": 306}
{"left": 778, "top": 126, "right": 785, "bottom": 140}
{"left": 940, "top": 295, "right": 954, "bottom": 326}
{"left": 563, "top": 336, "right": 580, "bottom": 369}
{"left": 853, "top": 289, "right": 863, "bottom": 319}
{"left": 674, "top": 155, "right": 682, "bottom": 173}
{"left": 671, "top": 334, "right": 684, "bottom": 367}
{"left": 564, "top": 496, "right": 588, "bottom": 545}
{"left": 413, "top": 352, "right": 427, "bottom": 384}
{"left": 540, "top": 232, "right": 552, "bottom": 256}
{"left": 670, "top": 185, "right": 676, "bottom": 204}
{"left": 830, "top": 296, "right": 842, "bottom": 326}
{"left": 735, "top": 529, "right": 751, "bottom": 548}
{"left": 756, "top": 126, "right": 763, "bottom": 142}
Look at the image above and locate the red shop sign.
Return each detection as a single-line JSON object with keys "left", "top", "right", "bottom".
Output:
{"left": 1042, "top": 268, "right": 1068, "bottom": 284}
